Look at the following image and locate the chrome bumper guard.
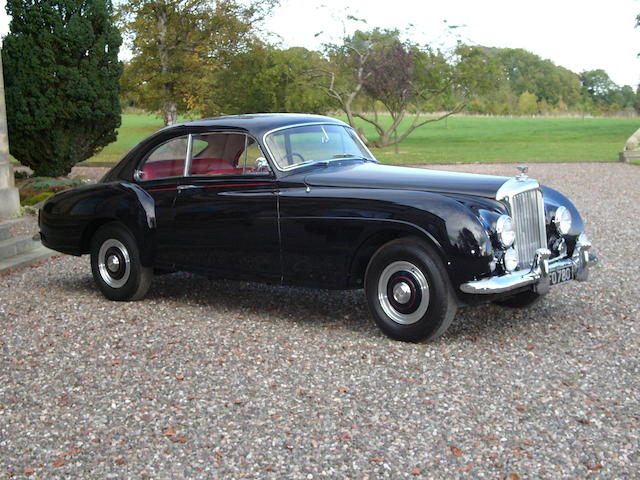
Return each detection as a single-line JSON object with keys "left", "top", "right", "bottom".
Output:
{"left": 460, "top": 239, "right": 597, "bottom": 295}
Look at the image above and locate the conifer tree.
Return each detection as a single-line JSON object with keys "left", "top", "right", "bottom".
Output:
{"left": 2, "top": 0, "right": 122, "bottom": 177}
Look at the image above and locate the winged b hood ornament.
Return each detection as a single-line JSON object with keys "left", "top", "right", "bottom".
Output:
{"left": 516, "top": 165, "right": 529, "bottom": 181}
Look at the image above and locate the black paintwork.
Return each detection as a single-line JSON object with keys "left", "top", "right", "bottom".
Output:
{"left": 39, "top": 113, "right": 585, "bottom": 304}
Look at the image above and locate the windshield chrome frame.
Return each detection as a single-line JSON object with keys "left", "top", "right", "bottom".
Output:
{"left": 262, "top": 122, "right": 377, "bottom": 172}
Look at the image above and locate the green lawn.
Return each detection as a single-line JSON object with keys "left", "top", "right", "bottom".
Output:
{"left": 356, "top": 115, "right": 639, "bottom": 164}
{"left": 85, "top": 113, "right": 639, "bottom": 165}
{"left": 87, "top": 113, "right": 166, "bottom": 164}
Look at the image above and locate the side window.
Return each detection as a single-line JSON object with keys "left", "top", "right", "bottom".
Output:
{"left": 189, "top": 133, "right": 246, "bottom": 175}
{"left": 138, "top": 136, "right": 188, "bottom": 180}
{"left": 189, "top": 133, "right": 270, "bottom": 176}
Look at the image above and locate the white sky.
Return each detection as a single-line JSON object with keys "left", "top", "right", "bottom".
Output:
{"left": 265, "top": 0, "right": 640, "bottom": 87}
{"left": 1, "top": 0, "right": 638, "bottom": 87}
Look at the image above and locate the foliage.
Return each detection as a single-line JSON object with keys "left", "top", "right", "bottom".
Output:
{"left": 17, "top": 176, "right": 86, "bottom": 203}
{"left": 517, "top": 91, "right": 538, "bottom": 115}
{"left": 23, "top": 191, "right": 55, "bottom": 206}
{"left": 462, "top": 48, "right": 640, "bottom": 116}
{"left": 118, "top": 0, "right": 277, "bottom": 125}
{"left": 12, "top": 205, "right": 38, "bottom": 218}
{"left": 2, "top": 0, "right": 122, "bottom": 177}
{"left": 492, "top": 48, "right": 582, "bottom": 106}
{"left": 320, "top": 29, "right": 502, "bottom": 148}
{"left": 198, "top": 44, "right": 332, "bottom": 115}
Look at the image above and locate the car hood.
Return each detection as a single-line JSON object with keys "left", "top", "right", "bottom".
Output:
{"left": 302, "top": 162, "right": 510, "bottom": 199}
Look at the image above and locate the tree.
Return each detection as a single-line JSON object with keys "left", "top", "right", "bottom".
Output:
{"left": 517, "top": 91, "right": 538, "bottom": 115}
{"left": 197, "top": 43, "right": 332, "bottom": 116}
{"left": 2, "top": 0, "right": 122, "bottom": 177}
{"left": 118, "top": 0, "right": 276, "bottom": 125}
{"left": 492, "top": 48, "right": 582, "bottom": 107}
{"left": 321, "top": 29, "right": 501, "bottom": 148}
{"left": 580, "top": 69, "right": 618, "bottom": 105}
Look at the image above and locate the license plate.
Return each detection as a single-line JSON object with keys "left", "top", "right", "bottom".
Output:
{"left": 550, "top": 266, "right": 573, "bottom": 286}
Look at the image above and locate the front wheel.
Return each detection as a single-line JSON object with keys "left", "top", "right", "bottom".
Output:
{"left": 90, "top": 223, "right": 152, "bottom": 301}
{"left": 365, "top": 238, "right": 457, "bottom": 342}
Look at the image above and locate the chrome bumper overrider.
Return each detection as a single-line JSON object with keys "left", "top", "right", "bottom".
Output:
{"left": 460, "top": 239, "right": 597, "bottom": 295}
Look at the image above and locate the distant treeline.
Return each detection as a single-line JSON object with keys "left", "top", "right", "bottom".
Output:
{"left": 467, "top": 48, "right": 637, "bottom": 116}
{"left": 121, "top": 39, "right": 638, "bottom": 120}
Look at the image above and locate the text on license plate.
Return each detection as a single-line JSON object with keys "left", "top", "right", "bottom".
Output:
{"left": 550, "top": 266, "right": 573, "bottom": 285}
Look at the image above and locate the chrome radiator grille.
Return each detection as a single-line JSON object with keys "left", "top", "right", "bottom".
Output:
{"left": 509, "top": 189, "right": 546, "bottom": 268}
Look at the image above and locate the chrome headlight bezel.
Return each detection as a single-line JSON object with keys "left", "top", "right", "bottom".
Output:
{"left": 553, "top": 206, "right": 572, "bottom": 235}
{"left": 495, "top": 215, "right": 516, "bottom": 248}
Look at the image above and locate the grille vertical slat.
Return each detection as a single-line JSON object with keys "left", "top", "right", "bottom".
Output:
{"left": 510, "top": 189, "right": 545, "bottom": 269}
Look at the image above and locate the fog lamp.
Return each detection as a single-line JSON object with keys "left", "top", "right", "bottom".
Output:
{"left": 503, "top": 248, "right": 519, "bottom": 272}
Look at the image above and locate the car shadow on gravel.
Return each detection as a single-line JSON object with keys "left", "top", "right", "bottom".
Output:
{"left": 58, "top": 268, "right": 556, "bottom": 343}
{"left": 59, "top": 270, "right": 381, "bottom": 337}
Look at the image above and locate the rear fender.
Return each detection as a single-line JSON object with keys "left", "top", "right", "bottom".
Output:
{"left": 41, "top": 182, "right": 157, "bottom": 265}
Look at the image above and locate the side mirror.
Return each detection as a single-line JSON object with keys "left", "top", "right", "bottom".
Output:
{"left": 254, "top": 157, "right": 269, "bottom": 172}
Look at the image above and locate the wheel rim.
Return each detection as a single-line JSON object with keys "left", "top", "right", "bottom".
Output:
{"left": 98, "top": 239, "right": 131, "bottom": 288}
{"left": 377, "top": 261, "right": 430, "bottom": 325}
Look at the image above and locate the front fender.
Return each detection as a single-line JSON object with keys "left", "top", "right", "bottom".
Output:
{"left": 344, "top": 189, "right": 500, "bottom": 290}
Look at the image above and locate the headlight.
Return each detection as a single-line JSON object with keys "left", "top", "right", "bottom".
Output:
{"left": 503, "top": 248, "right": 519, "bottom": 272}
{"left": 496, "top": 215, "right": 515, "bottom": 248}
{"left": 553, "top": 206, "right": 572, "bottom": 235}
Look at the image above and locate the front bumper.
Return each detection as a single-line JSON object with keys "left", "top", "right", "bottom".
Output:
{"left": 460, "top": 239, "right": 597, "bottom": 295}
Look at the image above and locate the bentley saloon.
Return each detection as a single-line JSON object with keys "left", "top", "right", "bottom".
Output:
{"left": 39, "top": 114, "right": 597, "bottom": 342}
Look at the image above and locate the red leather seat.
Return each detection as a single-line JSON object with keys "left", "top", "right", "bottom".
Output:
{"left": 142, "top": 159, "right": 184, "bottom": 179}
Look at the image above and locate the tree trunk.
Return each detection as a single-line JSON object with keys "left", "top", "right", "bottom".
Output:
{"left": 163, "top": 101, "right": 177, "bottom": 126}
{"left": 157, "top": 7, "right": 176, "bottom": 126}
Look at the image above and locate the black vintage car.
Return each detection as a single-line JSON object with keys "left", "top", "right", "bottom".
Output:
{"left": 40, "top": 114, "right": 597, "bottom": 342}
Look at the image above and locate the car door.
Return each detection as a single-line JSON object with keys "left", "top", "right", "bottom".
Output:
{"left": 171, "top": 131, "right": 281, "bottom": 282}
{"left": 134, "top": 134, "right": 188, "bottom": 268}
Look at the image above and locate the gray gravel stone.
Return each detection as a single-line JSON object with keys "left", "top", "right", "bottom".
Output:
{"left": 1, "top": 162, "right": 638, "bottom": 479}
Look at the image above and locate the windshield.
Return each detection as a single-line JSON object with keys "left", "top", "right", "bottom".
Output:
{"left": 264, "top": 124, "right": 376, "bottom": 170}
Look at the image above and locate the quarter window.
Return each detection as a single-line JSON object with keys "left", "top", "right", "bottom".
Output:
{"left": 138, "top": 135, "right": 188, "bottom": 180}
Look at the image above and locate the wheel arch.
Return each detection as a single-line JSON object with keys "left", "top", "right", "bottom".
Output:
{"left": 81, "top": 218, "right": 118, "bottom": 253}
{"left": 347, "top": 223, "right": 448, "bottom": 289}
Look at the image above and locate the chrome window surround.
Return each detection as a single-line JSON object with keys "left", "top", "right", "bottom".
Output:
{"left": 261, "top": 122, "right": 377, "bottom": 172}
{"left": 134, "top": 132, "right": 269, "bottom": 182}
{"left": 134, "top": 134, "right": 190, "bottom": 182}
{"left": 495, "top": 177, "right": 547, "bottom": 268}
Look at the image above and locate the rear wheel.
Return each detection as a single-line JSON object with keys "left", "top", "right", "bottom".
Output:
{"left": 365, "top": 238, "right": 457, "bottom": 342}
{"left": 494, "top": 290, "right": 541, "bottom": 308}
{"left": 90, "top": 223, "right": 152, "bottom": 301}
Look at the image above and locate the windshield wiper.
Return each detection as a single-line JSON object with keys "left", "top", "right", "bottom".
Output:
{"left": 294, "top": 156, "right": 377, "bottom": 169}
{"left": 331, "top": 155, "right": 377, "bottom": 163}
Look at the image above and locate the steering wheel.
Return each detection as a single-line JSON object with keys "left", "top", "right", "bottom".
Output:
{"left": 279, "top": 152, "right": 305, "bottom": 165}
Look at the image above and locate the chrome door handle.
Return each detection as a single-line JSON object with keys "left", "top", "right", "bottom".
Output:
{"left": 177, "top": 185, "right": 198, "bottom": 191}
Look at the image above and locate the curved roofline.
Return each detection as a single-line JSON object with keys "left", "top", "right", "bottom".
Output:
{"left": 161, "top": 113, "right": 349, "bottom": 138}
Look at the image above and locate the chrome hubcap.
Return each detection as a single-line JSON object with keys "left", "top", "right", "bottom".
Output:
{"left": 392, "top": 282, "right": 412, "bottom": 304}
{"left": 98, "top": 239, "right": 131, "bottom": 288}
{"left": 378, "top": 261, "right": 430, "bottom": 325}
{"left": 106, "top": 255, "right": 120, "bottom": 272}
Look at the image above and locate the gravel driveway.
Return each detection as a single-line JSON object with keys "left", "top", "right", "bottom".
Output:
{"left": 1, "top": 163, "right": 638, "bottom": 479}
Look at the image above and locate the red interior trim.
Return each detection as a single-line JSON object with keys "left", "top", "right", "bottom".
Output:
{"left": 146, "top": 182, "right": 273, "bottom": 193}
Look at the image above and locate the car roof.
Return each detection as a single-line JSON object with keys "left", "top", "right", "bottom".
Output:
{"left": 164, "top": 113, "right": 349, "bottom": 138}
